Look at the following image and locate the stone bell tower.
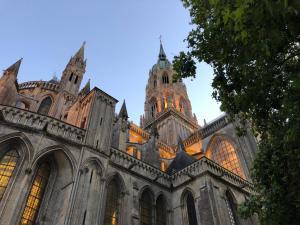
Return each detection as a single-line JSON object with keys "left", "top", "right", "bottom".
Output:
{"left": 140, "top": 42, "right": 199, "bottom": 146}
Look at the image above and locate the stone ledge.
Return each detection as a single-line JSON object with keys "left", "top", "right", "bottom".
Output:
{"left": 0, "top": 105, "right": 86, "bottom": 144}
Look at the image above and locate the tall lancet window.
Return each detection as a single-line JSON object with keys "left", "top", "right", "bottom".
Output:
{"left": 37, "top": 97, "right": 52, "bottom": 115}
{"left": 150, "top": 100, "right": 157, "bottom": 118}
{"left": 225, "top": 191, "right": 240, "bottom": 225}
{"left": 140, "top": 190, "right": 153, "bottom": 225}
{"left": 156, "top": 195, "right": 167, "bottom": 225}
{"left": 104, "top": 179, "right": 121, "bottom": 225}
{"left": 162, "top": 74, "right": 169, "bottom": 84}
{"left": 0, "top": 149, "right": 19, "bottom": 201}
{"left": 186, "top": 192, "right": 197, "bottom": 225}
{"left": 20, "top": 162, "right": 51, "bottom": 225}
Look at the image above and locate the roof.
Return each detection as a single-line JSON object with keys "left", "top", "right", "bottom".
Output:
{"left": 166, "top": 137, "right": 196, "bottom": 174}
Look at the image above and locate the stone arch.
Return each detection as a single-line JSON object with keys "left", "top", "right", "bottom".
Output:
{"left": 31, "top": 145, "right": 76, "bottom": 177}
{"left": 139, "top": 186, "right": 155, "bottom": 225}
{"left": 181, "top": 188, "right": 198, "bottom": 225}
{"left": 153, "top": 74, "right": 157, "bottom": 88}
{"left": 102, "top": 172, "right": 127, "bottom": 225}
{"left": 80, "top": 157, "right": 104, "bottom": 175}
{"left": 224, "top": 189, "right": 240, "bottom": 225}
{"left": 105, "top": 171, "right": 127, "bottom": 193}
{"left": 0, "top": 132, "right": 34, "bottom": 216}
{"left": 37, "top": 95, "right": 54, "bottom": 115}
{"left": 156, "top": 193, "right": 168, "bottom": 225}
{"left": 149, "top": 97, "right": 158, "bottom": 117}
{"left": 162, "top": 72, "right": 169, "bottom": 84}
{"left": 0, "top": 132, "right": 33, "bottom": 162}
{"left": 16, "top": 145, "right": 75, "bottom": 225}
{"left": 205, "top": 134, "right": 245, "bottom": 178}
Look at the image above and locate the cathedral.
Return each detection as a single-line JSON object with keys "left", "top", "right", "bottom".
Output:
{"left": 0, "top": 42, "right": 259, "bottom": 225}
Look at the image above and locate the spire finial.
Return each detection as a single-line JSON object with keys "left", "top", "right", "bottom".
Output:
{"left": 74, "top": 42, "right": 86, "bottom": 61}
{"left": 158, "top": 37, "right": 166, "bottom": 60}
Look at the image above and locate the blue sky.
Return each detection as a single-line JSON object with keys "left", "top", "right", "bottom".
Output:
{"left": 0, "top": 0, "right": 221, "bottom": 125}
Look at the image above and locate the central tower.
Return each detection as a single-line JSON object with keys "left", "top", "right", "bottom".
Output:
{"left": 141, "top": 42, "right": 199, "bottom": 146}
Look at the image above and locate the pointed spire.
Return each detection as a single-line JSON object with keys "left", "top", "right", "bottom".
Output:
{"left": 4, "top": 58, "right": 22, "bottom": 77}
{"left": 158, "top": 39, "right": 166, "bottom": 60}
{"left": 79, "top": 79, "right": 90, "bottom": 96}
{"left": 74, "top": 41, "right": 86, "bottom": 61}
{"left": 119, "top": 100, "right": 128, "bottom": 119}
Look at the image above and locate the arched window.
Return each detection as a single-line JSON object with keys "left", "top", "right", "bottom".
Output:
{"left": 162, "top": 74, "right": 169, "bottom": 84}
{"left": 150, "top": 100, "right": 157, "bottom": 118}
{"left": 0, "top": 149, "right": 19, "bottom": 201}
{"left": 185, "top": 191, "right": 197, "bottom": 225}
{"left": 140, "top": 190, "right": 153, "bottom": 225}
{"left": 209, "top": 137, "right": 244, "bottom": 178}
{"left": 69, "top": 73, "right": 73, "bottom": 81}
{"left": 37, "top": 97, "right": 52, "bottom": 115}
{"left": 225, "top": 191, "right": 240, "bottom": 225}
{"left": 153, "top": 80, "right": 157, "bottom": 88}
{"left": 74, "top": 76, "right": 78, "bottom": 84}
{"left": 104, "top": 179, "right": 121, "bottom": 225}
{"left": 156, "top": 195, "right": 167, "bottom": 225}
{"left": 20, "top": 162, "right": 51, "bottom": 225}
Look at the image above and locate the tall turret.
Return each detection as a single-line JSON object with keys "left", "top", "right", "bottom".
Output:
{"left": 60, "top": 42, "right": 86, "bottom": 96}
{"left": 51, "top": 43, "right": 87, "bottom": 119}
{"left": 0, "top": 59, "right": 22, "bottom": 106}
{"left": 141, "top": 42, "right": 198, "bottom": 145}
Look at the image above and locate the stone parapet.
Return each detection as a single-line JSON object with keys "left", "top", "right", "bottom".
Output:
{"left": 0, "top": 105, "right": 85, "bottom": 144}
{"left": 19, "top": 81, "right": 60, "bottom": 92}
{"left": 110, "top": 148, "right": 172, "bottom": 188}
{"left": 171, "top": 156, "right": 254, "bottom": 192}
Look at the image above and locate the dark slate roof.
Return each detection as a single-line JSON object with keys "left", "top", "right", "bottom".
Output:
{"left": 166, "top": 137, "right": 196, "bottom": 175}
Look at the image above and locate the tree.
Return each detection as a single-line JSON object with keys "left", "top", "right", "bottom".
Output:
{"left": 173, "top": 1, "right": 300, "bottom": 225}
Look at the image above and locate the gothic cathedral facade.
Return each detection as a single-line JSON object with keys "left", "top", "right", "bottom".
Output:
{"left": 0, "top": 42, "right": 259, "bottom": 225}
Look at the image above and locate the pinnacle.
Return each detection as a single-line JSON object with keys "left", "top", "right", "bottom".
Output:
{"left": 74, "top": 41, "right": 86, "bottom": 61}
{"left": 158, "top": 40, "right": 167, "bottom": 60}
{"left": 119, "top": 100, "right": 128, "bottom": 119}
{"left": 4, "top": 58, "right": 22, "bottom": 77}
{"left": 79, "top": 79, "right": 91, "bottom": 96}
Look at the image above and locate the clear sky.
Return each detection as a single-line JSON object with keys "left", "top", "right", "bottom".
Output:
{"left": 0, "top": 0, "right": 221, "bottom": 126}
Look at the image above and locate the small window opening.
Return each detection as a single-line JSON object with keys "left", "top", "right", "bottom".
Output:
{"left": 69, "top": 73, "right": 73, "bottom": 81}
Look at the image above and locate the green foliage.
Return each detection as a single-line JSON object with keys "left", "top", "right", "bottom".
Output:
{"left": 173, "top": 51, "right": 196, "bottom": 82}
{"left": 174, "top": 0, "right": 300, "bottom": 224}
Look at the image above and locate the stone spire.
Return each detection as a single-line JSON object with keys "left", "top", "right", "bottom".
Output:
{"left": 0, "top": 58, "right": 22, "bottom": 106}
{"left": 60, "top": 42, "right": 87, "bottom": 96}
{"left": 118, "top": 100, "right": 128, "bottom": 119}
{"left": 3, "top": 58, "right": 22, "bottom": 78}
{"left": 158, "top": 40, "right": 167, "bottom": 61}
{"left": 73, "top": 41, "right": 86, "bottom": 62}
{"left": 79, "top": 79, "right": 91, "bottom": 97}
